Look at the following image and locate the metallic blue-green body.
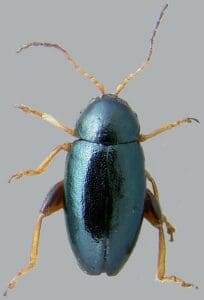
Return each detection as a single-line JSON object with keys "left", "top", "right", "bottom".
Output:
{"left": 64, "top": 94, "right": 146, "bottom": 275}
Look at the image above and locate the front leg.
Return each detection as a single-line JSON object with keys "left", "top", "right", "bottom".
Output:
{"left": 16, "top": 104, "right": 76, "bottom": 136}
{"left": 4, "top": 181, "right": 65, "bottom": 296}
{"left": 9, "top": 143, "right": 71, "bottom": 182}
{"left": 139, "top": 117, "right": 199, "bottom": 142}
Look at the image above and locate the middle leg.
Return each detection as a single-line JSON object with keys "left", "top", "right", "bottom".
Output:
{"left": 9, "top": 143, "right": 71, "bottom": 182}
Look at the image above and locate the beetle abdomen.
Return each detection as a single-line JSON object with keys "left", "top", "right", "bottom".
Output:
{"left": 64, "top": 140, "right": 146, "bottom": 275}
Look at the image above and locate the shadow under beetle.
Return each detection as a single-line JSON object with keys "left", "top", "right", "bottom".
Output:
{"left": 5, "top": 3, "right": 199, "bottom": 295}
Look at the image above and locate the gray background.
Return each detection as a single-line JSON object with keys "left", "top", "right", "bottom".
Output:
{"left": 0, "top": 0, "right": 203, "bottom": 299}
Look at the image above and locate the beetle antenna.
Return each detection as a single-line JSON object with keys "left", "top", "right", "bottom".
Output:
{"left": 115, "top": 3, "right": 168, "bottom": 96}
{"left": 17, "top": 42, "right": 106, "bottom": 95}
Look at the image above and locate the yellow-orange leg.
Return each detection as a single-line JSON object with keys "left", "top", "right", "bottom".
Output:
{"left": 4, "top": 181, "right": 65, "bottom": 296}
{"left": 139, "top": 117, "right": 199, "bottom": 142}
{"left": 9, "top": 143, "right": 71, "bottom": 183}
{"left": 157, "top": 225, "right": 197, "bottom": 288}
{"left": 4, "top": 213, "right": 44, "bottom": 296}
{"left": 145, "top": 170, "right": 175, "bottom": 241}
{"left": 16, "top": 104, "right": 76, "bottom": 136}
{"left": 144, "top": 177, "right": 197, "bottom": 288}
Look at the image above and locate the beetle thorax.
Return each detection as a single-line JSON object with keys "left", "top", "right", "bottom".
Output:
{"left": 75, "top": 94, "right": 140, "bottom": 145}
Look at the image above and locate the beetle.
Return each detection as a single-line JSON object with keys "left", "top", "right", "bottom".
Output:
{"left": 5, "top": 3, "right": 198, "bottom": 295}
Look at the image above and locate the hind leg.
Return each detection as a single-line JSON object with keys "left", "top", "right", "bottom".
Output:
{"left": 144, "top": 187, "right": 197, "bottom": 288}
{"left": 145, "top": 170, "right": 175, "bottom": 241}
{"left": 4, "top": 181, "right": 65, "bottom": 296}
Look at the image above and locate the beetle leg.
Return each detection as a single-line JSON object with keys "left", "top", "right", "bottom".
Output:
{"left": 145, "top": 170, "right": 175, "bottom": 241}
{"left": 157, "top": 224, "right": 197, "bottom": 288}
{"left": 144, "top": 189, "right": 175, "bottom": 241}
{"left": 144, "top": 189, "right": 197, "bottom": 288}
{"left": 16, "top": 104, "right": 76, "bottom": 136}
{"left": 144, "top": 189, "right": 162, "bottom": 228}
{"left": 139, "top": 117, "right": 199, "bottom": 142}
{"left": 4, "top": 181, "right": 65, "bottom": 296}
{"left": 9, "top": 143, "right": 71, "bottom": 183}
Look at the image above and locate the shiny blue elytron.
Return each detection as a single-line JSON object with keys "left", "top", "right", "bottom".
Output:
{"left": 64, "top": 94, "right": 146, "bottom": 275}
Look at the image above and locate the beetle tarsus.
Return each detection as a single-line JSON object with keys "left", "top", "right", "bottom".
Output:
{"left": 188, "top": 117, "right": 200, "bottom": 123}
{"left": 8, "top": 170, "right": 42, "bottom": 183}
